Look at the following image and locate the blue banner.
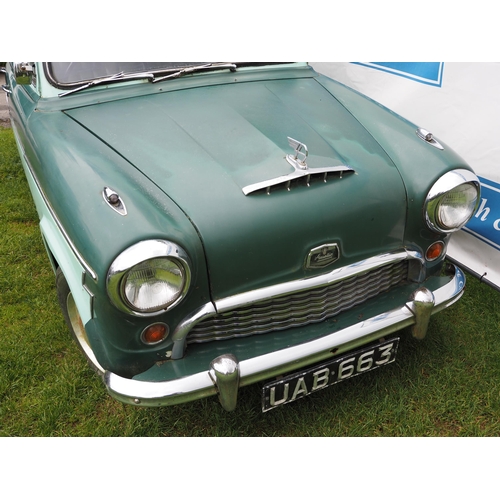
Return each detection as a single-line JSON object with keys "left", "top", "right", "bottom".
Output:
{"left": 464, "top": 176, "right": 500, "bottom": 250}
{"left": 353, "top": 63, "right": 444, "bottom": 87}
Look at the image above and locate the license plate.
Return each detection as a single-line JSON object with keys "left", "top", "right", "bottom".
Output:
{"left": 262, "top": 338, "right": 399, "bottom": 412}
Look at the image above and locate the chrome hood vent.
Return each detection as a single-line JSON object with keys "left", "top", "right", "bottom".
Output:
{"left": 243, "top": 137, "right": 355, "bottom": 195}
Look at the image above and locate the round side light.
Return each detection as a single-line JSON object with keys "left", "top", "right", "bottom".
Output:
{"left": 426, "top": 241, "right": 445, "bottom": 261}
{"left": 141, "top": 323, "right": 169, "bottom": 345}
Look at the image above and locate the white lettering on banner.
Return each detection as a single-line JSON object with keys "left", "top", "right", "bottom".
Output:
{"left": 466, "top": 188, "right": 500, "bottom": 248}
{"left": 475, "top": 198, "right": 490, "bottom": 221}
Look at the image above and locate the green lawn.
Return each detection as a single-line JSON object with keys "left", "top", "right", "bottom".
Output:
{"left": 2, "top": 126, "right": 500, "bottom": 437}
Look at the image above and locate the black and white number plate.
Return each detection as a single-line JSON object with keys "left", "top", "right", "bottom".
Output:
{"left": 262, "top": 338, "right": 399, "bottom": 412}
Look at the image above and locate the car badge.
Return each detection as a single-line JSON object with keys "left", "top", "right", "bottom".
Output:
{"left": 305, "top": 243, "right": 340, "bottom": 269}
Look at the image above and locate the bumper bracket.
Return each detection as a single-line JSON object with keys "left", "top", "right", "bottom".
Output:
{"left": 408, "top": 287, "right": 435, "bottom": 340}
{"left": 209, "top": 354, "right": 240, "bottom": 411}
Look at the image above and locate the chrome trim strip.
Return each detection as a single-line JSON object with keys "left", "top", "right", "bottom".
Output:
{"left": 11, "top": 123, "right": 98, "bottom": 281}
{"left": 104, "top": 264, "right": 465, "bottom": 408}
{"left": 83, "top": 284, "right": 95, "bottom": 320}
{"left": 171, "top": 302, "right": 217, "bottom": 359}
{"left": 216, "top": 250, "right": 421, "bottom": 313}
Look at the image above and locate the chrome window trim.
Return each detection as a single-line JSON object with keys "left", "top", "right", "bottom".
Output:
{"left": 424, "top": 168, "right": 481, "bottom": 234}
{"left": 106, "top": 239, "right": 192, "bottom": 317}
{"left": 11, "top": 123, "right": 97, "bottom": 281}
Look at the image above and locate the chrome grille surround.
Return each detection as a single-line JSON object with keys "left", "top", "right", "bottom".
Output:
{"left": 186, "top": 252, "right": 418, "bottom": 345}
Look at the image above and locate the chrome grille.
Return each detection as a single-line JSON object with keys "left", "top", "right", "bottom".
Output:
{"left": 187, "top": 260, "right": 409, "bottom": 344}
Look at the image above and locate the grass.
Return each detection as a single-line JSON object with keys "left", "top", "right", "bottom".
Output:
{"left": 2, "top": 125, "right": 500, "bottom": 437}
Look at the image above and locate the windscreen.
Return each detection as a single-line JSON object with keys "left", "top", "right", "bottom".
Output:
{"left": 47, "top": 62, "right": 207, "bottom": 84}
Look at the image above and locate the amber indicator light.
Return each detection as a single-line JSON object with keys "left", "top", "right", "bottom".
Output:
{"left": 426, "top": 241, "right": 445, "bottom": 261}
{"left": 142, "top": 323, "right": 169, "bottom": 344}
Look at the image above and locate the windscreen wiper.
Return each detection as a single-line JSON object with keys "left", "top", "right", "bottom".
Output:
{"left": 58, "top": 63, "right": 238, "bottom": 97}
{"left": 152, "top": 63, "right": 237, "bottom": 83}
{"left": 58, "top": 71, "right": 155, "bottom": 97}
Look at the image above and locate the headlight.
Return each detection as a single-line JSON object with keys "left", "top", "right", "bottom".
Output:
{"left": 107, "top": 240, "right": 191, "bottom": 316}
{"left": 424, "top": 169, "right": 480, "bottom": 233}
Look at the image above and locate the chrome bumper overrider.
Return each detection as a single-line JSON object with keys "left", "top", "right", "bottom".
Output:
{"left": 104, "top": 264, "right": 465, "bottom": 411}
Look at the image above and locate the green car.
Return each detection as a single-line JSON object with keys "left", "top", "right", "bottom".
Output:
{"left": 2, "top": 62, "right": 480, "bottom": 412}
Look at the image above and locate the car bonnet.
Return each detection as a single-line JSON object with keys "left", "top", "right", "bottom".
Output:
{"left": 65, "top": 76, "right": 408, "bottom": 300}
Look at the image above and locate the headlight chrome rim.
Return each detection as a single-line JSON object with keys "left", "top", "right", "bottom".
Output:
{"left": 424, "top": 169, "right": 480, "bottom": 234}
{"left": 107, "top": 240, "right": 191, "bottom": 317}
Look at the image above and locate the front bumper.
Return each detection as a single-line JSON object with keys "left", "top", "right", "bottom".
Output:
{"left": 104, "top": 264, "right": 465, "bottom": 410}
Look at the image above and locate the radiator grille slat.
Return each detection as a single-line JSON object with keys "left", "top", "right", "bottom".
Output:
{"left": 187, "top": 260, "right": 409, "bottom": 344}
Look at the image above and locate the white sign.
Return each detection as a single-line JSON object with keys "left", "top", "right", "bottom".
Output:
{"left": 312, "top": 62, "right": 500, "bottom": 290}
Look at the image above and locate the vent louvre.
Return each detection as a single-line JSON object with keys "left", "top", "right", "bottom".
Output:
{"left": 253, "top": 170, "right": 342, "bottom": 195}
{"left": 242, "top": 164, "right": 355, "bottom": 196}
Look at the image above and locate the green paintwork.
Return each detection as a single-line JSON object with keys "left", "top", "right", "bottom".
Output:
{"left": 65, "top": 76, "right": 408, "bottom": 299}
{"left": 6, "top": 63, "right": 475, "bottom": 381}
{"left": 317, "top": 75, "right": 473, "bottom": 248}
{"left": 11, "top": 123, "right": 93, "bottom": 325}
